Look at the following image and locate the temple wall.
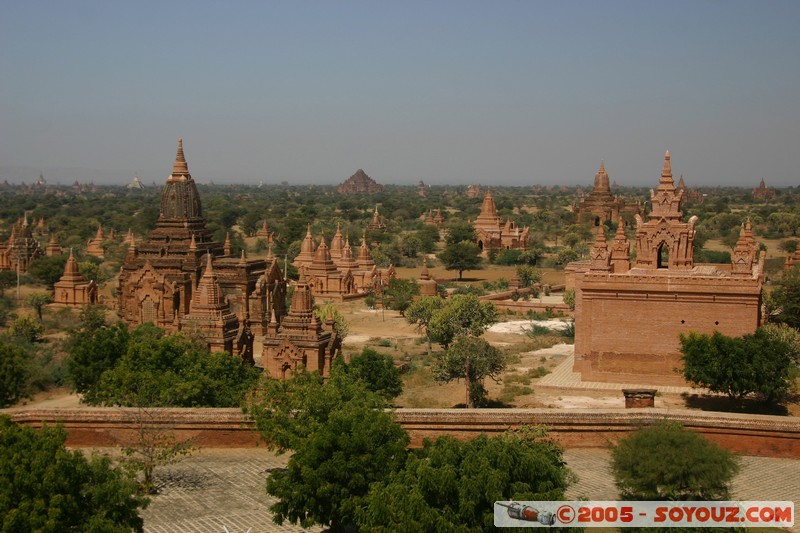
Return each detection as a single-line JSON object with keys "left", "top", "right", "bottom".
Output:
{"left": 6, "top": 407, "right": 799, "bottom": 458}
{"left": 574, "top": 274, "right": 762, "bottom": 385}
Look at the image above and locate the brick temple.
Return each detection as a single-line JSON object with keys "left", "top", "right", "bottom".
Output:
{"left": 574, "top": 161, "right": 643, "bottom": 226}
{"left": 117, "top": 139, "right": 286, "bottom": 360}
{"left": 473, "top": 189, "right": 529, "bottom": 255}
{"left": 568, "top": 151, "right": 764, "bottom": 386}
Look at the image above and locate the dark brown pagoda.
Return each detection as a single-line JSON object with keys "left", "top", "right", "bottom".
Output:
{"left": 117, "top": 139, "right": 286, "bottom": 358}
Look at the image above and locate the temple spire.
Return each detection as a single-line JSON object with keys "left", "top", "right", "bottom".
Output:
{"left": 172, "top": 137, "right": 190, "bottom": 177}
{"left": 659, "top": 150, "right": 673, "bottom": 186}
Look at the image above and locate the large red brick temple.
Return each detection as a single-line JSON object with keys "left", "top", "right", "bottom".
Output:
{"left": 117, "top": 139, "right": 286, "bottom": 360}
{"left": 569, "top": 151, "right": 764, "bottom": 386}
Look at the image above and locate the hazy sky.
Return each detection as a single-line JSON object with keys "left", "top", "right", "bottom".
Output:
{"left": 1, "top": 1, "right": 799, "bottom": 186}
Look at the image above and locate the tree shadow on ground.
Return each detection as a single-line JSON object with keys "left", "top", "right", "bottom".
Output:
{"left": 681, "top": 393, "right": 793, "bottom": 416}
{"left": 448, "top": 399, "right": 514, "bottom": 408}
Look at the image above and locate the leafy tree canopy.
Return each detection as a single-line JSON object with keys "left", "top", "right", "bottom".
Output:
{"left": 0, "top": 342, "right": 32, "bottom": 407}
{"left": 90, "top": 330, "right": 260, "bottom": 408}
{"left": 445, "top": 219, "right": 477, "bottom": 246}
{"left": 439, "top": 241, "right": 483, "bottom": 280}
{"left": 356, "top": 427, "right": 574, "bottom": 532}
{"left": 405, "top": 295, "right": 446, "bottom": 352}
{"left": 0, "top": 415, "right": 148, "bottom": 532}
{"left": 428, "top": 294, "right": 498, "bottom": 349}
{"left": 611, "top": 421, "right": 739, "bottom": 501}
{"left": 680, "top": 329, "right": 793, "bottom": 403}
{"left": 26, "top": 254, "right": 68, "bottom": 289}
{"left": 382, "top": 278, "right": 419, "bottom": 316}
{"left": 336, "top": 348, "right": 403, "bottom": 400}
{"left": 247, "top": 362, "right": 408, "bottom": 531}
{"left": 771, "top": 267, "right": 800, "bottom": 328}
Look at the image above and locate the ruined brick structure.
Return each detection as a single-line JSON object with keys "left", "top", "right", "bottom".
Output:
{"left": 473, "top": 189, "right": 529, "bottom": 255}
{"left": 574, "top": 161, "right": 643, "bottom": 226}
{"left": 570, "top": 151, "right": 765, "bottom": 386}
{"left": 262, "top": 280, "right": 341, "bottom": 378}
{"left": 0, "top": 214, "right": 42, "bottom": 273}
{"left": 337, "top": 168, "right": 384, "bottom": 194}
{"left": 117, "top": 139, "right": 285, "bottom": 359}
{"left": 53, "top": 248, "right": 97, "bottom": 306}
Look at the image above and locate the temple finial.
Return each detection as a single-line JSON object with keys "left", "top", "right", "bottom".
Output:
{"left": 172, "top": 137, "right": 189, "bottom": 176}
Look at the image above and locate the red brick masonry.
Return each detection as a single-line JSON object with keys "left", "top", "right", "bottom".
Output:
{"left": 6, "top": 408, "right": 799, "bottom": 458}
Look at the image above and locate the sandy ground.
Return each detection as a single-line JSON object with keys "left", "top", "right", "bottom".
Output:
{"left": 488, "top": 319, "right": 571, "bottom": 333}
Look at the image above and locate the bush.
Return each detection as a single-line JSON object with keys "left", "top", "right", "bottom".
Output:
{"left": 680, "top": 329, "right": 794, "bottom": 403}
{"left": 611, "top": 421, "right": 739, "bottom": 500}
{"left": 9, "top": 316, "right": 45, "bottom": 343}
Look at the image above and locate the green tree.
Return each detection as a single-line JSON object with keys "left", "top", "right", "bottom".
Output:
{"left": 0, "top": 415, "right": 148, "bottom": 532}
{"left": 433, "top": 336, "right": 505, "bottom": 407}
{"left": 611, "top": 421, "right": 739, "bottom": 500}
{"left": 779, "top": 239, "right": 799, "bottom": 254}
{"left": 356, "top": 427, "right": 574, "bottom": 531}
{"left": 761, "top": 322, "right": 800, "bottom": 364}
{"left": 338, "top": 348, "right": 403, "bottom": 400}
{"left": 314, "top": 301, "right": 350, "bottom": 339}
{"left": 427, "top": 294, "right": 498, "bottom": 349}
{"left": 563, "top": 288, "right": 576, "bottom": 311}
{"left": 0, "top": 342, "right": 31, "bottom": 407}
{"left": 91, "top": 331, "right": 260, "bottom": 407}
{"left": 444, "top": 219, "right": 476, "bottom": 245}
{"left": 120, "top": 407, "right": 195, "bottom": 494}
{"left": 400, "top": 233, "right": 422, "bottom": 258}
{"left": 66, "top": 309, "right": 130, "bottom": 402}
{"left": 405, "top": 295, "right": 446, "bottom": 353}
{"left": 516, "top": 265, "right": 542, "bottom": 288}
{"left": 680, "top": 329, "right": 793, "bottom": 403}
{"left": 382, "top": 278, "right": 420, "bottom": 316}
{"left": 25, "top": 292, "right": 53, "bottom": 321}
{"left": 553, "top": 247, "right": 579, "bottom": 266}
{"left": 439, "top": 241, "right": 482, "bottom": 280}
{"left": 0, "top": 271, "right": 17, "bottom": 297}
{"left": 26, "top": 254, "right": 68, "bottom": 289}
{"left": 9, "top": 316, "right": 45, "bottom": 343}
{"left": 771, "top": 267, "right": 800, "bottom": 328}
{"left": 246, "top": 366, "right": 408, "bottom": 531}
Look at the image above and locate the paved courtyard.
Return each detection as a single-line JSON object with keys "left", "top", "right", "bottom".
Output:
{"left": 135, "top": 447, "right": 800, "bottom": 533}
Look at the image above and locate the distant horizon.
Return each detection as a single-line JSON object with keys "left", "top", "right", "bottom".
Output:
{"left": 2, "top": 2, "right": 798, "bottom": 187}
{"left": 0, "top": 161, "right": 785, "bottom": 190}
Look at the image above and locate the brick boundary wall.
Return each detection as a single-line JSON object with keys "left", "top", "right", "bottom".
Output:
{"left": 6, "top": 408, "right": 799, "bottom": 458}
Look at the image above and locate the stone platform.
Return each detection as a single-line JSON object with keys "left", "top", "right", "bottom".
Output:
{"left": 131, "top": 447, "right": 800, "bottom": 533}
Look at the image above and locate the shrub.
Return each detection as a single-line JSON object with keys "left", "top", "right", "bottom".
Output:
{"left": 611, "top": 421, "right": 739, "bottom": 500}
